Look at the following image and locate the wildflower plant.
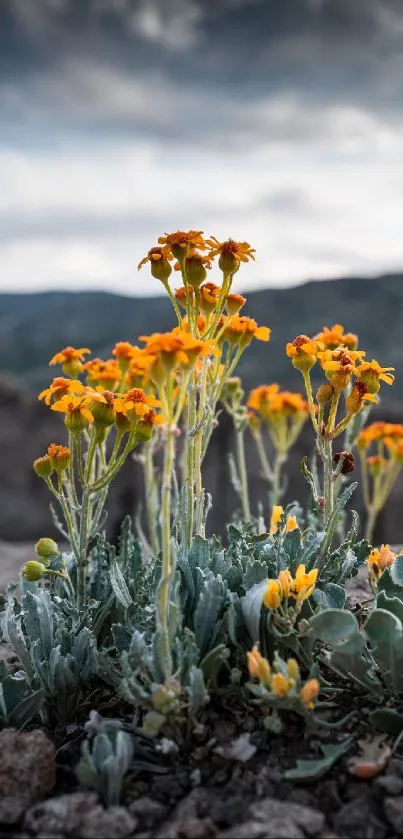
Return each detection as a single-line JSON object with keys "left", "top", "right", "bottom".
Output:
{"left": 1, "top": 231, "right": 401, "bottom": 749}
{"left": 357, "top": 421, "right": 403, "bottom": 541}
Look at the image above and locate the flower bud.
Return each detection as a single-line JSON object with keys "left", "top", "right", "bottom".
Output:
{"left": 300, "top": 678, "right": 320, "bottom": 709}
{"left": 47, "top": 443, "right": 72, "bottom": 472}
{"left": 226, "top": 293, "right": 246, "bottom": 316}
{"left": 90, "top": 393, "right": 116, "bottom": 428}
{"left": 33, "top": 455, "right": 53, "bottom": 479}
{"left": 346, "top": 381, "right": 371, "bottom": 414}
{"left": 35, "top": 538, "right": 59, "bottom": 559}
{"left": 263, "top": 580, "right": 282, "bottom": 610}
{"left": 62, "top": 358, "right": 82, "bottom": 377}
{"left": 151, "top": 256, "right": 172, "bottom": 285}
{"left": 286, "top": 658, "right": 300, "bottom": 684}
{"left": 316, "top": 383, "right": 334, "bottom": 405}
{"left": 184, "top": 254, "right": 207, "bottom": 289}
{"left": 23, "top": 560, "right": 46, "bottom": 582}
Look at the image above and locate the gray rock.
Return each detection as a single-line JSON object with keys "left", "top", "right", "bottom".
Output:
{"left": 0, "top": 728, "right": 55, "bottom": 824}
{"left": 128, "top": 796, "right": 168, "bottom": 829}
{"left": 24, "top": 792, "right": 137, "bottom": 838}
{"left": 24, "top": 792, "right": 100, "bottom": 835}
{"left": 252, "top": 797, "right": 325, "bottom": 835}
{"left": 219, "top": 818, "right": 304, "bottom": 838}
{"left": 384, "top": 796, "right": 403, "bottom": 836}
{"left": 374, "top": 774, "right": 403, "bottom": 796}
{"left": 333, "top": 795, "right": 381, "bottom": 839}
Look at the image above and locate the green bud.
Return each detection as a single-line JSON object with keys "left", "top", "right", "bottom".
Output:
{"left": 35, "top": 538, "right": 59, "bottom": 559}
{"left": 23, "top": 560, "right": 46, "bottom": 582}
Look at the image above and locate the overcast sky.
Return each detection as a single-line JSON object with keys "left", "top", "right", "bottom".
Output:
{"left": 1, "top": 0, "right": 403, "bottom": 297}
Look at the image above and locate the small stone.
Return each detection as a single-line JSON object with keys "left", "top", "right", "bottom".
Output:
{"left": 333, "top": 796, "right": 379, "bottom": 839}
{"left": 78, "top": 806, "right": 137, "bottom": 838}
{"left": 0, "top": 728, "right": 55, "bottom": 824}
{"left": 24, "top": 792, "right": 100, "bottom": 835}
{"left": 218, "top": 817, "right": 304, "bottom": 838}
{"left": 384, "top": 796, "right": 403, "bottom": 835}
{"left": 250, "top": 798, "right": 325, "bottom": 836}
{"left": 128, "top": 796, "right": 168, "bottom": 830}
{"left": 176, "top": 817, "right": 217, "bottom": 838}
{"left": 374, "top": 774, "right": 403, "bottom": 795}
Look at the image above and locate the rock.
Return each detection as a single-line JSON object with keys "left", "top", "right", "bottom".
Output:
{"left": 333, "top": 795, "right": 381, "bottom": 839}
{"left": 0, "top": 728, "right": 55, "bottom": 824}
{"left": 175, "top": 818, "right": 217, "bottom": 838}
{"left": 24, "top": 792, "right": 137, "bottom": 838}
{"left": 374, "top": 774, "right": 403, "bottom": 796}
{"left": 128, "top": 796, "right": 168, "bottom": 830}
{"left": 218, "top": 818, "right": 304, "bottom": 838}
{"left": 384, "top": 796, "right": 403, "bottom": 835}
{"left": 248, "top": 797, "right": 325, "bottom": 836}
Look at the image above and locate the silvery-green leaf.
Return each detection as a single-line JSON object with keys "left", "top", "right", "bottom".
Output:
{"left": 194, "top": 578, "right": 225, "bottom": 658}
{"left": 109, "top": 556, "right": 133, "bottom": 609}
{"left": 241, "top": 580, "right": 266, "bottom": 645}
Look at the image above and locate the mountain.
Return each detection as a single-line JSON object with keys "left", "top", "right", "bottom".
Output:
{"left": 1, "top": 273, "right": 402, "bottom": 399}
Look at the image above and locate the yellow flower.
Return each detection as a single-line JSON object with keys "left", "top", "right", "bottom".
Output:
{"left": 317, "top": 348, "right": 365, "bottom": 391}
{"left": 51, "top": 393, "right": 100, "bottom": 430}
{"left": 157, "top": 230, "right": 207, "bottom": 260}
{"left": 286, "top": 658, "right": 300, "bottom": 684}
{"left": 223, "top": 315, "right": 271, "bottom": 347}
{"left": 246, "top": 647, "right": 272, "bottom": 687}
{"left": 205, "top": 236, "right": 255, "bottom": 274}
{"left": 291, "top": 564, "right": 318, "bottom": 602}
{"left": 356, "top": 359, "right": 395, "bottom": 394}
{"left": 271, "top": 672, "right": 292, "bottom": 698}
{"left": 199, "top": 282, "right": 222, "bottom": 313}
{"left": 114, "top": 388, "right": 161, "bottom": 420}
{"left": 286, "top": 335, "right": 318, "bottom": 372}
{"left": 286, "top": 516, "right": 299, "bottom": 532}
{"left": 346, "top": 381, "right": 377, "bottom": 415}
{"left": 263, "top": 579, "right": 282, "bottom": 610}
{"left": 300, "top": 678, "right": 320, "bottom": 709}
{"left": 39, "top": 377, "right": 85, "bottom": 406}
{"left": 367, "top": 544, "right": 397, "bottom": 583}
{"left": 314, "top": 324, "right": 358, "bottom": 350}
{"left": 278, "top": 569, "right": 293, "bottom": 598}
{"left": 270, "top": 505, "right": 284, "bottom": 535}
{"left": 49, "top": 346, "right": 90, "bottom": 377}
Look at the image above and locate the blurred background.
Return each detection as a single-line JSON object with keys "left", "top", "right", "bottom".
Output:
{"left": 1, "top": 0, "right": 403, "bottom": 557}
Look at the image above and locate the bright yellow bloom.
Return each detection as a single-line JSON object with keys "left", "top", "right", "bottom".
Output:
{"left": 278, "top": 569, "right": 293, "bottom": 598}
{"left": 49, "top": 346, "right": 90, "bottom": 377}
{"left": 158, "top": 230, "right": 207, "bottom": 261}
{"left": 248, "top": 384, "right": 309, "bottom": 420}
{"left": 356, "top": 359, "right": 395, "bottom": 394}
{"left": 271, "top": 672, "right": 292, "bottom": 698}
{"left": 314, "top": 324, "right": 358, "bottom": 350}
{"left": 114, "top": 388, "right": 161, "bottom": 419}
{"left": 51, "top": 393, "right": 101, "bottom": 429}
{"left": 286, "top": 335, "right": 319, "bottom": 371}
{"left": 246, "top": 647, "right": 272, "bottom": 687}
{"left": 39, "top": 377, "right": 85, "bottom": 406}
{"left": 367, "top": 544, "right": 397, "bottom": 583}
{"left": 270, "top": 505, "right": 299, "bottom": 535}
{"left": 317, "top": 348, "right": 365, "bottom": 391}
{"left": 286, "top": 516, "right": 299, "bottom": 532}
{"left": 300, "top": 678, "right": 320, "bottom": 709}
{"left": 263, "top": 579, "right": 282, "bottom": 610}
{"left": 291, "top": 564, "right": 318, "bottom": 602}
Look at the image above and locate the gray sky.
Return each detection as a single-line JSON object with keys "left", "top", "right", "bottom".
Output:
{"left": 1, "top": 0, "right": 403, "bottom": 296}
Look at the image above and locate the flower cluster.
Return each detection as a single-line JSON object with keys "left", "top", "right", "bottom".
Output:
{"left": 247, "top": 649, "right": 320, "bottom": 710}
{"left": 263, "top": 564, "right": 318, "bottom": 610}
{"left": 357, "top": 422, "right": 403, "bottom": 541}
{"left": 366, "top": 544, "right": 399, "bottom": 587}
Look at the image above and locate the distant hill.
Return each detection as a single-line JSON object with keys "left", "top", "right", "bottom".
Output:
{"left": 1, "top": 273, "right": 403, "bottom": 400}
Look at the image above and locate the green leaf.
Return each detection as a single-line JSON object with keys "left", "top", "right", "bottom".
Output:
{"left": 377, "top": 568, "right": 403, "bottom": 600}
{"left": 372, "top": 709, "right": 403, "bottom": 735}
{"left": 109, "top": 555, "right": 133, "bottom": 610}
{"left": 241, "top": 581, "right": 266, "bottom": 645}
{"left": 243, "top": 560, "right": 268, "bottom": 591}
{"left": 323, "top": 583, "right": 346, "bottom": 609}
{"left": 194, "top": 578, "right": 225, "bottom": 659}
{"left": 376, "top": 592, "right": 403, "bottom": 624}
{"left": 285, "top": 736, "right": 354, "bottom": 781}
{"left": 308, "top": 609, "right": 365, "bottom": 653}
{"left": 391, "top": 555, "right": 403, "bottom": 588}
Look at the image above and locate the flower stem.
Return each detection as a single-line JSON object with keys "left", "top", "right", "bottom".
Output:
{"left": 235, "top": 425, "right": 251, "bottom": 522}
{"left": 323, "top": 436, "right": 334, "bottom": 525}
{"left": 271, "top": 450, "right": 286, "bottom": 507}
{"left": 302, "top": 371, "right": 318, "bottom": 432}
{"left": 143, "top": 439, "right": 160, "bottom": 557}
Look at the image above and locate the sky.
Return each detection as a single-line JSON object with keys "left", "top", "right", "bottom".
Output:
{"left": 1, "top": 0, "right": 403, "bottom": 297}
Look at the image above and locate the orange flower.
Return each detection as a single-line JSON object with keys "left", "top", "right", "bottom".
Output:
{"left": 225, "top": 292, "right": 247, "bottom": 316}
{"left": 51, "top": 392, "right": 103, "bottom": 430}
{"left": 39, "top": 377, "right": 85, "bottom": 406}
{"left": 114, "top": 388, "right": 161, "bottom": 420}
{"left": 205, "top": 237, "right": 255, "bottom": 273}
{"left": 223, "top": 315, "right": 271, "bottom": 346}
{"left": 113, "top": 342, "right": 135, "bottom": 360}
{"left": 367, "top": 454, "right": 387, "bottom": 476}
{"left": 49, "top": 346, "right": 90, "bottom": 376}
{"left": 356, "top": 359, "right": 395, "bottom": 394}
{"left": 317, "top": 348, "right": 365, "bottom": 391}
{"left": 286, "top": 335, "right": 318, "bottom": 372}
{"left": 199, "top": 282, "right": 222, "bottom": 313}
{"left": 83, "top": 359, "right": 122, "bottom": 390}
{"left": 175, "top": 286, "right": 195, "bottom": 308}
{"left": 137, "top": 245, "right": 173, "bottom": 283}
{"left": 246, "top": 647, "right": 271, "bottom": 687}
{"left": 367, "top": 544, "right": 397, "bottom": 583}
{"left": 248, "top": 384, "right": 308, "bottom": 419}
{"left": 157, "top": 230, "right": 207, "bottom": 260}
{"left": 47, "top": 443, "right": 72, "bottom": 471}
{"left": 346, "top": 381, "right": 377, "bottom": 414}
{"left": 300, "top": 678, "right": 320, "bottom": 710}
{"left": 314, "top": 324, "right": 358, "bottom": 350}
{"left": 140, "top": 330, "right": 217, "bottom": 377}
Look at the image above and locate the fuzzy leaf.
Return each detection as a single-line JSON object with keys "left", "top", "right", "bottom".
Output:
{"left": 391, "top": 555, "right": 403, "bottom": 588}
{"left": 243, "top": 560, "right": 268, "bottom": 591}
{"left": 187, "top": 665, "right": 208, "bottom": 717}
{"left": 372, "top": 709, "right": 403, "bottom": 735}
{"left": 285, "top": 736, "right": 354, "bottom": 781}
{"left": 194, "top": 579, "right": 225, "bottom": 659}
{"left": 308, "top": 609, "right": 364, "bottom": 653}
{"left": 377, "top": 568, "right": 403, "bottom": 599}
{"left": 241, "top": 580, "right": 266, "bottom": 645}
{"left": 376, "top": 592, "right": 403, "bottom": 624}
{"left": 109, "top": 556, "right": 133, "bottom": 610}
